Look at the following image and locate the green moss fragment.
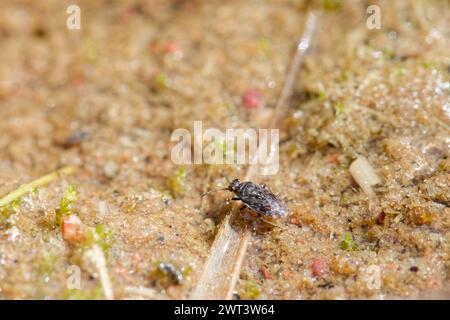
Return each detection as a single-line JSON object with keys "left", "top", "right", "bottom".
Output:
{"left": 64, "top": 289, "right": 88, "bottom": 300}
{"left": 0, "top": 166, "right": 75, "bottom": 214}
{"left": 54, "top": 185, "right": 77, "bottom": 227}
{"left": 382, "top": 48, "right": 396, "bottom": 61}
{"left": 154, "top": 73, "right": 168, "bottom": 90}
{"left": 39, "top": 253, "right": 57, "bottom": 276}
{"left": 0, "top": 208, "right": 8, "bottom": 219}
{"left": 63, "top": 285, "right": 103, "bottom": 300}
{"left": 95, "top": 224, "right": 114, "bottom": 252}
{"left": 396, "top": 66, "right": 406, "bottom": 78}
{"left": 85, "top": 224, "right": 114, "bottom": 254}
{"left": 10, "top": 197, "right": 22, "bottom": 212}
{"left": 84, "top": 37, "right": 98, "bottom": 62}
{"left": 182, "top": 264, "right": 193, "bottom": 277}
{"left": 322, "top": 0, "right": 341, "bottom": 11}
{"left": 340, "top": 233, "right": 358, "bottom": 251}
{"left": 318, "top": 91, "right": 327, "bottom": 100}
{"left": 335, "top": 101, "right": 345, "bottom": 114}
{"left": 168, "top": 167, "right": 187, "bottom": 197}
{"left": 259, "top": 36, "right": 272, "bottom": 57}
{"left": 1, "top": 196, "right": 22, "bottom": 218}
{"left": 241, "top": 281, "right": 261, "bottom": 300}
{"left": 341, "top": 70, "right": 351, "bottom": 81}
{"left": 60, "top": 186, "right": 77, "bottom": 214}
{"left": 223, "top": 102, "right": 236, "bottom": 111}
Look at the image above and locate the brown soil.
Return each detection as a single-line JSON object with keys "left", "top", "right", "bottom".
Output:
{"left": 0, "top": 0, "right": 448, "bottom": 299}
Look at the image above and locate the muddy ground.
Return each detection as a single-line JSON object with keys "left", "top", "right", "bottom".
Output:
{"left": 0, "top": 0, "right": 449, "bottom": 299}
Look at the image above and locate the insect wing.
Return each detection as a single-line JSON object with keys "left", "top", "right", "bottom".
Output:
{"left": 243, "top": 186, "right": 287, "bottom": 218}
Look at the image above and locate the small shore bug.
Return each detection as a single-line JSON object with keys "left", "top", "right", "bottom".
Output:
{"left": 203, "top": 178, "right": 289, "bottom": 227}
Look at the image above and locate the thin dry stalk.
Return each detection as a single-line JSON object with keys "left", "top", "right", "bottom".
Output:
{"left": 124, "top": 286, "right": 165, "bottom": 300}
{"left": 191, "top": 11, "right": 319, "bottom": 300}
{"left": 84, "top": 244, "right": 115, "bottom": 300}
{"left": 0, "top": 166, "right": 76, "bottom": 208}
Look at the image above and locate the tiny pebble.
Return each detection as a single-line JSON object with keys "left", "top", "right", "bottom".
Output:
{"left": 260, "top": 265, "right": 271, "bottom": 280}
{"left": 241, "top": 89, "right": 263, "bottom": 109}
{"left": 98, "top": 201, "right": 108, "bottom": 217}
{"left": 61, "top": 215, "right": 82, "bottom": 242}
{"left": 164, "top": 42, "right": 180, "bottom": 53}
{"left": 104, "top": 161, "right": 119, "bottom": 178}
{"left": 311, "top": 258, "right": 329, "bottom": 278}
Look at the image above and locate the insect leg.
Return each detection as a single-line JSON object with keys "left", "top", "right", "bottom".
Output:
{"left": 257, "top": 213, "right": 284, "bottom": 229}
{"left": 261, "top": 218, "right": 284, "bottom": 229}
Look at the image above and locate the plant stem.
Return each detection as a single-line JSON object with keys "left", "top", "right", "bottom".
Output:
{"left": 0, "top": 166, "right": 76, "bottom": 208}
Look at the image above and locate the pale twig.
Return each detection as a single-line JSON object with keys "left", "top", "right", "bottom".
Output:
{"left": 0, "top": 166, "right": 76, "bottom": 208}
{"left": 84, "top": 244, "right": 114, "bottom": 300}
{"left": 191, "top": 11, "right": 319, "bottom": 300}
{"left": 124, "top": 286, "right": 165, "bottom": 300}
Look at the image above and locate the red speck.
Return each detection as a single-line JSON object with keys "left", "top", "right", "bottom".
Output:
{"left": 329, "top": 152, "right": 340, "bottom": 164}
{"left": 367, "top": 100, "right": 377, "bottom": 109}
{"left": 311, "top": 258, "right": 328, "bottom": 278}
{"left": 73, "top": 76, "right": 85, "bottom": 87}
{"left": 148, "top": 43, "right": 161, "bottom": 54}
{"left": 289, "top": 216, "right": 301, "bottom": 226}
{"left": 282, "top": 270, "right": 292, "bottom": 279}
{"left": 149, "top": 42, "right": 181, "bottom": 55}
{"left": 61, "top": 215, "right": 82, "bottom": 243}
{"left": 378, "top": 211, "right": 386, "bottom": 225}
{"left": 163, "top": 42, "right": 180, "bottom": 54}
{"left": 120, "top": 5, "right": 135, "bottom": 23}
{"left": 15, "top": 84, "right": 28, "bottom": 97}
{"left": 241, "top": 89, "right": 263, "bottom": 109}
{"left": 260, "top": 266, "right": 271, "bottom": 280}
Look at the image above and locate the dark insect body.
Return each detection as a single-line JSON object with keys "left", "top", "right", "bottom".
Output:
{"left": 227, "top": 179, "right": 288, "bottom": 218}
{"left": 156, "top": 262, "right": 184, "bottom": 285}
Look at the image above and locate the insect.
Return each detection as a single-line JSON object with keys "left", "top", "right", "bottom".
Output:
{"left": 152, "top": 262, "right": 184, "bottom": 286}
{"left": 203, "top": 178, "right": 289, "bottom": 227}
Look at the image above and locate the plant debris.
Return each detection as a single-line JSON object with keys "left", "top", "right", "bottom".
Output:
{"left": 340, "top": 233, "right": 358, "bottom": 251}
{"left": 240, "top": 281, "right": 261, "bottom": 300}
{"left": 55, "top": 185, "right": 77, "bottom": 227}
